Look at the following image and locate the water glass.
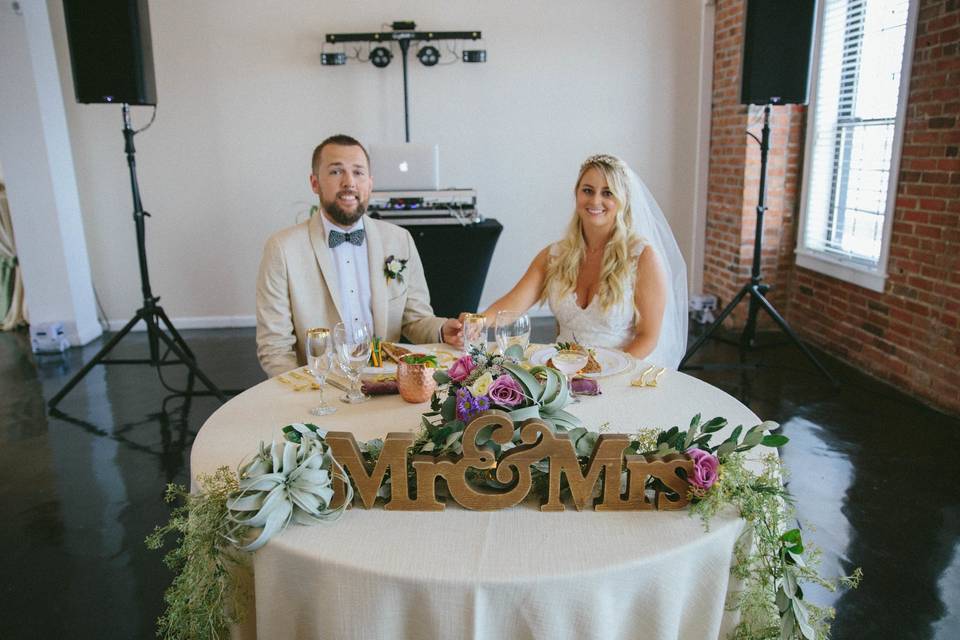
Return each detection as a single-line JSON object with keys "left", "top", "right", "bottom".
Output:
{"left": 333, "top": 322, "right": 371, "bottom": 404}
{"left": 463, "top": 313, "right": 487, "bottom": 354}
{"left": 494, "top": 311, "right": 531, "bottom": 355}
{"left": 551, "top": 349, "right": 589, "bottom": 404}
{"left": 306, "top": 327, "right": 336, "bottom": 416}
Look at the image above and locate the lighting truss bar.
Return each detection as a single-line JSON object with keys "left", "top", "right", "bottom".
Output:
{"left": 326, "top": 31, "right": 481, "bottom": 43}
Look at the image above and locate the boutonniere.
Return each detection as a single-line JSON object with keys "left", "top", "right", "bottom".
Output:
{"left": 384, "top": 255, "right": 408, "bottom": 283}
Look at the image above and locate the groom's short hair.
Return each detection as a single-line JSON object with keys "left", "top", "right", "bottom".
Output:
{"left": 311, "top": 135, "right": 370, "bottom": 175}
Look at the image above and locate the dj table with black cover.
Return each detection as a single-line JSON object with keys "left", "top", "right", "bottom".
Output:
{"left": 401, "top": 219, "right": 502, "bottom": 320}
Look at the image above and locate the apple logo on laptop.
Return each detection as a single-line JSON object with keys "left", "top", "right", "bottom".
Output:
{"left": 398, "top": 161, "right": 409, "bottom": 173}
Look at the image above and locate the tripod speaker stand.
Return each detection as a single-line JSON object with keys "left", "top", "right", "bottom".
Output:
{"left": 679, "top": 105, "right": 837, "bottom": 386}
{"left": 48, "top": 105, "right": 228, "bottom": 409}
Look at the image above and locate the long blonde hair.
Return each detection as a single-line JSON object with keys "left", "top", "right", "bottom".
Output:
{"left": 543, "top": 154, "right": 639, "bottom": 313}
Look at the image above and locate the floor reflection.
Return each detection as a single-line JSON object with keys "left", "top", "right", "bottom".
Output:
{"left": 0, "top": 325, "right": 958, "bottom": 639}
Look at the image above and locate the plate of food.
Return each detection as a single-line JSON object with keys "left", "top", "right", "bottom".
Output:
{"left": 527, "top": 342, "right": 633, "bottom": 378}
{"left": 363, "top": 340, "right": 457, "bottom": 375}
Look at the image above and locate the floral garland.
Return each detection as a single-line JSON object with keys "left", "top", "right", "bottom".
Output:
{"left": 148, "top": 346, "right": 859, "bottom": 640}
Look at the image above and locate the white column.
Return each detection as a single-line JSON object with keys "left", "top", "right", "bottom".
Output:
{"left": 0, "top": 0, "right": 101, "bottom": 345}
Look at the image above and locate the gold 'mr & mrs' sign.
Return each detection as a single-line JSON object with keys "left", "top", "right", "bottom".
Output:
{"left": 325, "top": 410, "right": 693, "bottom": 512}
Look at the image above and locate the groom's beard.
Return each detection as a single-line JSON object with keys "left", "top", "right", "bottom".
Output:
{"left": 320, "top": 189, "right": 368, "bottom": 226}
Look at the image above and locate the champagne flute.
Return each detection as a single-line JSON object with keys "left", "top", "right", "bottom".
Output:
{"left": 551, "top": 349, "right": 589, "bottom": 404}
{"left": 494, "top": 311, "right": 531, "bottom": 355}
{"left": 306, "top": 327, "right": 336, "bottom": 416}
{"left": 462, "top": 313, "right": 487, "bottom": 354}
{"left": 333, "top": 322, "right": 371, "bottom": 404}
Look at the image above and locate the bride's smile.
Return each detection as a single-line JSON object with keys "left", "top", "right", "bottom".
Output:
{"left": 576, "top": 167, "right": 620, "bottom": 234}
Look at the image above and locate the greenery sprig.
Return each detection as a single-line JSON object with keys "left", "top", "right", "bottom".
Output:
{"left": 145, "top": 468, "right": 249, "bottom": 640}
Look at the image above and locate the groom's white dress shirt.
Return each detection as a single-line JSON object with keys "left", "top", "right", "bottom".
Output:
{"left": 320, "top": 215, "right": 373, "bottom": 337}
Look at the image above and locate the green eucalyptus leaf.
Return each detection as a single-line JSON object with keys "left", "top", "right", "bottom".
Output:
{"left": 689, "top": 413, "right": 702, "bottom": 429}
{"left": 433, "top": 369, "right": 451, "bottom": 385}
{"left": 728, "top": 425, "right": 743, "bottom": 444}
{"left": 702, "top": 416, "right": 727, "bottom": 432}
{"left": 716, "top": 440, "right": 736, "bottom": 459}
{"left": 575, "top": 431, "right": 599, "bottom": 457}
{"left": 742, "top": 428, "right": 764, "bottom": 448}
{"left": 762, "top": 434, "right": 790, "bottom": 448}
{"left": 440, "top": 395, "right": 456, "bottom": 422}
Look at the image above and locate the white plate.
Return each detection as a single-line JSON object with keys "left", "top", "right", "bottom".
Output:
{"left": 361, "top": 345, "right": 458, "bottom": 375}
{"left": 527, "top": 346, "right": 633, "bottom": 378}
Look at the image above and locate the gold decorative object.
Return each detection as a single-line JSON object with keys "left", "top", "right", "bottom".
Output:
{"left": 631, "top": 365, "right": 665, "bottom": 387}
{"left": 325, "top": 411, "right": 694, "bottom": 512}
{"left": 396, "top": 359, "right": 436, "bottom": 403}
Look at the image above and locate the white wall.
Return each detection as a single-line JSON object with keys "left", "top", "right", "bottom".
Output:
{"left": 0, "top": 0, "right": 101, "bottom": 345}
{"left": 45, "top": 0, "right": 706, "bottom": 325}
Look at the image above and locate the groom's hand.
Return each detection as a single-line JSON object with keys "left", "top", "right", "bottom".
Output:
{"left": 441, "top": 318, "right": 463, "bottom": 347}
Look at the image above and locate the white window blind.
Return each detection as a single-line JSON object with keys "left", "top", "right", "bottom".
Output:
{"left": 800, "top": 0, "right": 913, "bottom": 276}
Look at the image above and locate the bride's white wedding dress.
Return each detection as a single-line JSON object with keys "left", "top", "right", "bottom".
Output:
{"left": 546, "top": 238, "right": 683, "bottom": 368}
{"left": 547, "top": 241, "right": 646, "bottom": 352}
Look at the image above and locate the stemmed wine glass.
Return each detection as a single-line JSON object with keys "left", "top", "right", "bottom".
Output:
{"left": 494, "top": 311, "right": 531, "bottom": 355}
{"left": 333, "top": 322, "right": 372, "bottom": 404}
{"left": 462, "top": 313, "right": 487, "bottom": 354}
{"left": 551, "top": 349, "right": 589, "bottom": 404}
{"left": 306, "top": 327, "right": 336, "bottom": 416}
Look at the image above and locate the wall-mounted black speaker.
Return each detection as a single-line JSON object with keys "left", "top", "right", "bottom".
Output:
{"left": 740, "top": 0, "right": 816, "bottom": 105}
{"left": 62, "top": 0, "right": 157, "bottom": 105}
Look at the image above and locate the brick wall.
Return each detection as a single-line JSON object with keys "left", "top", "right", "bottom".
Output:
{"left": 702, "top": 0, "right": 960, "bottom": 414}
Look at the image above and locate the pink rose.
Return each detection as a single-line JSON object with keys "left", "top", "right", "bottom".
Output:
{"left": 486, "top": 374, "right": 525, "bottom": 407}
{"left": 448, "top": 355, "right": 476, "bottom": 383}
{"left": 686, "top": 448, "right": 719, "bottom": 490}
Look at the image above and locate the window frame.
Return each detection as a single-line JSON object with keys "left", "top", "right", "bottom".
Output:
{"left": 795, "top": 0, "right": 920, "bottom": 293}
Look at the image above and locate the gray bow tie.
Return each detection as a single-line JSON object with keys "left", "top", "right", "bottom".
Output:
{"left": 328, "top": 228, "right": 365, "bottom": 248}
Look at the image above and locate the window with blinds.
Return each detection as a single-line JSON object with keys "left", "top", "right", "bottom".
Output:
{"left": 797, "top": 0, "right": 916, "bottom": 290}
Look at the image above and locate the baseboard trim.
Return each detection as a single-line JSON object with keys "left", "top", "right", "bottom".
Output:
{"left": 106, "top": 315, "right": 257, "bottom": 332}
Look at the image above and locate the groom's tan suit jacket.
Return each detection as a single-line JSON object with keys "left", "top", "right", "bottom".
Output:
{"left": 256, "top": 213, "right": 445, "bottom": 377}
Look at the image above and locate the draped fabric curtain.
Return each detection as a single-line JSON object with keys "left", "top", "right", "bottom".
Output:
{"left": 0, "top": 183, "right": 27, "bottom": 330}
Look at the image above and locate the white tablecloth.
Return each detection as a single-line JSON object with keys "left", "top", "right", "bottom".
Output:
{"left": 191, "top": 348, "right": 760, "bottom": 640}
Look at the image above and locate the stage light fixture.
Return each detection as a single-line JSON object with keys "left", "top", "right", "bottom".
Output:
{"left": 321, "top": 52, "right": 346, "bottom": 66}
{"left": 417, "top": 45, "right": 440, "bottom": 67}
{"left": 370, "top": 46, "right": 393, "bottom": 68}
{"left": 462, "top": 49, "right": 486, "bottom": 63}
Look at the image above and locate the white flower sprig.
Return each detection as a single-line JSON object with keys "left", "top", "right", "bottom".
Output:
{"left": 384, "top": 255, "right": 408, "bottom": 283}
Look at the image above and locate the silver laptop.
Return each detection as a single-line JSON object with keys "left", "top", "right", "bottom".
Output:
{"left": 368, "top": 143, "right": 440, "bottom": 191}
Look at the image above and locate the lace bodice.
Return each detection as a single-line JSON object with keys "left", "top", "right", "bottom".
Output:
{"left": 545, "top": 241, "right": 646, "bottom": 352}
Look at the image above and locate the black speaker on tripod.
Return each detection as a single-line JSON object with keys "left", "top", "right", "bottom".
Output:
{"left": 739, "top": 0, "right": 816, "bottom": 106}
{"left": 50, "top": 0, "right": 229, "bottom": 408}
{"left": 681, "top": 0, "right": 836, "bottom": 385}
{"left": 62, "top": 0, "right": 157, "bottom": 105}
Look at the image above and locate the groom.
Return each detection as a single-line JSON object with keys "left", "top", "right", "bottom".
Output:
{"left": 256, "top": 134, "right": 462, "bottom": 377}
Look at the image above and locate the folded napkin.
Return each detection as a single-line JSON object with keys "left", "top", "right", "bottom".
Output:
{"left": 571, "top": 377, "right": 601, "bottom": 396}
{"left": 361, "top": 379, "right": 399, "bottom": 395}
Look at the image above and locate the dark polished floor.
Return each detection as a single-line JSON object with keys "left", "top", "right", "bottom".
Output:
{"left": 1, "top": 323, "right": 958, "bottom": 639}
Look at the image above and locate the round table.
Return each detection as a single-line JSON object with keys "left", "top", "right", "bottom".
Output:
{"left": 192, "top": 348, "right": 759, "bottom": 640}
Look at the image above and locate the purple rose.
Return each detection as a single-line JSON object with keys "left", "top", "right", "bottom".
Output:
{"left": 686, "top": 448, "right": 720, "bottom": 490}
{"left": 486, "top": 374, "right": 525, "bottom": 407}
{"left": 448, "top": 355, "right": 476, "bottom": 383}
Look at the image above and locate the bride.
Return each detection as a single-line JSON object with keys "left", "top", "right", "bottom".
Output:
{"left": 479, "top": 154, "right": 688, "bottom": 368}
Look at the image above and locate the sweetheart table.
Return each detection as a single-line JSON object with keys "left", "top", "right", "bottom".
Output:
{"left": 190, "top": 346, "right": 759, "bottom": 640}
